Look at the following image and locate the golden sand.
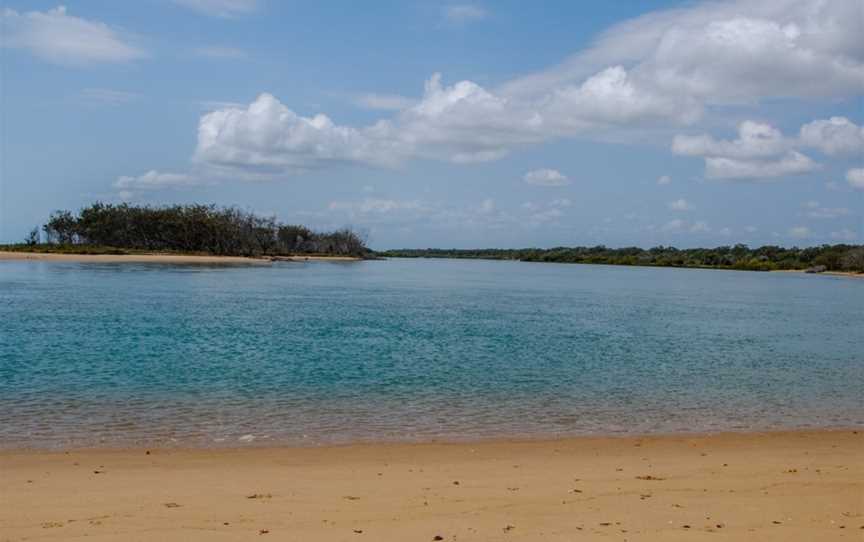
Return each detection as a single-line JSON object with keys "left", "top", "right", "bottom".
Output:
{"left": 0, "top": 251, "right": 362, "bottom": 264}
{"left": 1, "top": 430, "right": 861, "bottom": 541}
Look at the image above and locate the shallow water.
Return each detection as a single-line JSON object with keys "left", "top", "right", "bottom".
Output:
{"left": 1, "top": 258, "right": 862, "bottom": 448}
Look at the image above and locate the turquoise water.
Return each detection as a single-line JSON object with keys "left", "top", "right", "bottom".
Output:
{"left": 1, "top": 258, "right": 862, "bottom": 449}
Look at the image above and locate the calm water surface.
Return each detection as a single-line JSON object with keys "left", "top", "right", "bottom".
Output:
{"left": 1, "top": 258, "right": 862, "bottom": 448}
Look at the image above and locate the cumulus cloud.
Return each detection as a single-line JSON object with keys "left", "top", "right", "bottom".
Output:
{"left": 156, "top": 0, "right": 864, "bottom": 179}
{"left": 799, "top": 117, "right": 864, "bottom": 155}
{"left": 704, "top": 151, "right": 818, "bottom": 180}
{"left": 193, "top": 93, "right": 406, "bottom": 174}
{"left": 668, "top": 198, "right": 691, "bottom": 211}
{"left": 501, "top": 0, "right": 864, "bottom": 103}
{"left": 845, "top": 168, "right": 864, "bottom": 190}
{"left": 672, "top": 121, "right": 788, "bottom": 159}
{"left": 657, "top": 175, "right": 671, "bottom": 185}
{"left": 524, "top": 169, "right": 570, "bottom": 186}
{"left": 1, "top": 6, "right": 146, "bottom": 65}
{"left": 173, "top": 0, "right": 258, "bottom": 18}
{"left": 443, "top": 5, "right": 488, "bottom": 24}
{"left": 673, "top": 120, "right": 820, "bottom": 180}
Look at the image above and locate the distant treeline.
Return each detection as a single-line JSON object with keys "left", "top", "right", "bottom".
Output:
{"left": 26, "top": 203, "right": 368, "bottom": 257}
{"left": 380, "top": 245, "right": 864, "bottom": 272}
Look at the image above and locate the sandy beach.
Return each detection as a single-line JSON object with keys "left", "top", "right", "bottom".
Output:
{"left": 0, "top": 251, "right": 361, "bottom": 264}
{"left": 1, "top": 430, "right": 861, "bottom": 541}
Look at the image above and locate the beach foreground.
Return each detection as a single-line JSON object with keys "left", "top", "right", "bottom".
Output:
{"left": 1, "top": 431, "right": 861, "bottom": 541}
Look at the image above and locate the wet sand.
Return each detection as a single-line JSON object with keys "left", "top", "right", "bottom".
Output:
{"left": 1, "top": 430, "right": 861, "bottom": 541}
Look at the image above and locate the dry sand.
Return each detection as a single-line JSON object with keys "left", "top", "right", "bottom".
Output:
{"left": 0, "top": 251, "right": 361, "bottom": 264}
{"left": 1, "top": 430, "right": 861, "bottom": 541}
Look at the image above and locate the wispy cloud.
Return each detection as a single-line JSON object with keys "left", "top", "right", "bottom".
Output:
{"left": 1, "top": 6, "right": 146, "bottom": 66}
{"left": 523, "top": 169, "right": 570, "bottom": 187}
{"left": 173, "top": 0, "right": 259, "bottom": 18}
{"left": 667, "top": 198, "right": 691, "bottom": 211}
{"left": 443, "top": 5, "right": 488, "bottom": 25}
{"left": 192, "top": 46, "right": 247, "bottom": 59}
{"left": 81, "top": 88, "right": 140, "bottom": 106}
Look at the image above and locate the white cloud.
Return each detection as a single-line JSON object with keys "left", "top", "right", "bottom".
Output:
{"left": 173, "top": 0, "right": 258, "bottom": 18}
{"left": 846, "top": 168, "right": 864, "bottom": 190}
{"left": 657, "top": 175, "right": 671, "bottom": 185}
{"left": 114, "top": 170, "right": 201, "bottom": 192}
{"left": 799, "top": 117, "right": 864, "bottom": 155}
{"left": 672, "top": 121, "right": 788, "bottom": 159}
{"left": 152, "top": 0, "right": 864, "bottom": 180}
{"left": 704, "top": 151, "right": 818, "bottom": 180}
{"left": 193, "top": 93, "right": 406, "bottom": 174}
{"left": 660, "top": 219, "right": 686, "bottom": 232}
{"left": 672, "top": 121, "right": 821, "bottom": 180}
{"left": 502, "top": 0, "right": 864, "bottom": 103}
{"left": 803, "top": 201, "right": 850, "bottom": 219}
{"left": 353, "top": 94, "right": 415, "bottom": 111}
{"left": 328, "top": 198, "right": 421, "bottom": 215}
{"left": 830, "top": 228, "right": 858, "bottom": 241}
{"left": 668, "top": 198, "right": 691, "bottom": 211}
{"left": 657, "top": 219, "right": 722, "bottom": 234}
{"left": 443, "top": 5, "right": 488, "bottom": 24}
{"left": 524, "top": 168, "right": 570, "bottom": 186}
{"left": 1, "top": 6, "right": 146, "bottom": 66}
{"left": 193, "top": 46, "right": 247, "bottom": 59}
{"left": 789, "top": 226, "right": 811, "bottom": 239}
{"left": 81, "top": 88, "right": 140, "bottom": 106}
{"left": 689, "top": 220, "right": 710, "bottom": 233}
{"left": 478, "top": 198, "right": 496, "bottom": 215}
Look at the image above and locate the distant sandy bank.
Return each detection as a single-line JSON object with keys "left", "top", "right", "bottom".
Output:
{"left": 0, "top": 251, "right": 362, "bottom": 264}
{"left": 772, "top": 269, "right": 864, "bottom": 278}
{"left": 1, "top": 430, "right": 861, "bottom": 541}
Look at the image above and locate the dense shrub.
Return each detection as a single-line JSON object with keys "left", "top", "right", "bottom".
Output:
{"left": 39, "top": 203, "right": 368, "bottom": 257}
{"left": 381, "top": 243, "right": 864, "bottom": 273}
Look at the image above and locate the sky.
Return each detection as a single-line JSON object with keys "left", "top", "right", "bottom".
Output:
{"left": 1, "top": 0, "right": 862, "bottom": 249}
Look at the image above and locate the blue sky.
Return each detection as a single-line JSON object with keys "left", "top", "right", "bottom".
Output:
{"left": 1, "top": 0, "right": 862, "bottom": 249}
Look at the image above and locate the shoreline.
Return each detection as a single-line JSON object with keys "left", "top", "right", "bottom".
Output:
{"left": 386, "top": 255, "right": 864, "bottom": 277}
{"left": 2, "top": 429, "right": 861, "bottom": 540}
{"left": 0, "top": 251, "right": 362, "bottom": 264}
{"left": 771, "top": 268, "right": 864, "bottom": 278}
{"left": 2, "top": 424, "right": 861, "bottom": 453}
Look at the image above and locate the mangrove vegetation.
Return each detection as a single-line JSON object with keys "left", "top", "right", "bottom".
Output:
{"left": 14, "top": 202, "right": 370, "bottom": 258}
{"left": 380, "top": 245, "right": 864, "bottom": 273}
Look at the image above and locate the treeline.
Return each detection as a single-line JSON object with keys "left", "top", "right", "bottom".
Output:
{"left": 27, "top": 203, "right": 369, "bottom": 257}
{"left": 380, "top": 245, "right": 864, "bottom": 273}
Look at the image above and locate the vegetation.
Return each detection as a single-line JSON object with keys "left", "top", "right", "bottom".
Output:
{"left": 380, "top": 245, "right": 864, "bottom": 273}
{"left": 13, "top": 202, "right": 369, "bottom": 258}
